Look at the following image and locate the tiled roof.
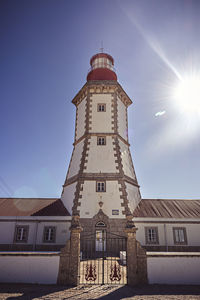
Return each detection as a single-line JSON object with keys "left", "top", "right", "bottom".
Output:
{"left": 133, "top": 199, "right": 200, "bottom": 219}
{"left": 0, "top": 198, "right": 70, "bottom": 217}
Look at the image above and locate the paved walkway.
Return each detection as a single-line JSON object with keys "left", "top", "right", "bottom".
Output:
{"left": 0, "top": 284, "right": 200, "bottom": 300}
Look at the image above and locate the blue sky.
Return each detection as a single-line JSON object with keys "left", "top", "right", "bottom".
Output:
{"left": 0, "top": 0, "right": 200, "bottom": 199}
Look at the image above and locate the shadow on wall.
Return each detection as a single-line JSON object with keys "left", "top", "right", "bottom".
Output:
{"left": 1, "top": 284, "right": 200, "bottom": 300}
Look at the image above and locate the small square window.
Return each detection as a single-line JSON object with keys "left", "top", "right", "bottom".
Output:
{"left": 43, "top": 226, "right": 56, "bottom": 243}
{"left": 173, "top": 227, "right": 187, "bottom": 245}
{"left": 96, "top": 181, "right": 106, "bottom": 192}
{"left": 97, "top": 103, "right": 106, "bottom": 112}
{"left": 97, "top": 136, "right": 106, "bottom": 145}
{"left": 145, "top": 227, "right": 159, "bottom": 244}
{"left": 14, "top": 226, "right": 29, "bottom": 243}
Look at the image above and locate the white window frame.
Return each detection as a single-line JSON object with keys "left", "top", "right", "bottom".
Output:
{"left": 145, "top": 227, "right": 159, "bottom": 244}
{"left": 173, "top": 227, "right": 187, "bottom": 245}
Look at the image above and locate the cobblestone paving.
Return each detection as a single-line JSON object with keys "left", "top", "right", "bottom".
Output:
{"left": 0, "top": 284, "right": 200, "bottom": 300}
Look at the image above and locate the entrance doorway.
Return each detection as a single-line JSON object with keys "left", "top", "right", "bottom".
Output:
{"left": 96, "top": 229, "right": 106, "bottom": 251}
{"left": 80, "top": 232, "right": 127, "bottom": 285}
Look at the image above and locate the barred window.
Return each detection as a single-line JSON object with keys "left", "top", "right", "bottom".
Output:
{"left": 97, "top": 103, "right": 106, "bottom": 112}
{"left": 145, "top": 227, "right": 159, "bottom": 244}
{"left": 173, "top": 227, "right": 187, "bottom": 245}
{"left": 14, "top": 226, "right": 29, "bottom": 243}
{"left": 96, "top": 181, "right": 106, "bottom": 192}
{"left": 97, "top": 136, "right": 106, "bottom": 145}
{"left": 43, "top": 226, "right": 56, "bottom": 243}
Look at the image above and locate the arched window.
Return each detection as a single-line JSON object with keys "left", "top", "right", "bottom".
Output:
{"left": 95, "top": 221, "right": 106, "bottom": 227}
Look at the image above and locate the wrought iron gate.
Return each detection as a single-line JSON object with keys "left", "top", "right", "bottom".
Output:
{"left": 80, "top": 232, "right": 127, "bottom": 285}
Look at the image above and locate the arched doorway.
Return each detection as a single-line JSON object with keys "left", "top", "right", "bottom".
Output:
{"left": 95, "top": 221, "right": 106, "bottom": 251}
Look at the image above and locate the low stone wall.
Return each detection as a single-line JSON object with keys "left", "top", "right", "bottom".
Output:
{"left": 0, "top": 252, "right": 60, "bottom": 284}
{"left": 147, "top": 252, "right": 200, "bottom": 285}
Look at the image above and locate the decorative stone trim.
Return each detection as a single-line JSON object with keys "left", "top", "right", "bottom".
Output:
{"left": 64, "top": 173, "right": 140, "bottom": 187}
{"left": 72, "top": 83, "right": 88, "bottom": 106}
{"left": 74, "top": 101, "right": 79, "bottom": 142}
{"left": 73, "top": 133, "right": 130, "bottom": 147}
{"left": 111, "top": 92, "right": 118, "bottom": 133}
{"left": 72, "top": 81, "right": 132, "bottom": 107}
{"left": 71, "top": 136, "right": 90, "bottom": 215}
{"left": 113, "top": 133, "right": 131, "bottom": 216}
{"left": 66, "top": 79, "right": 138, "bottom": 219}
{"left": 63, "top": 147, "right": 75, "bottom": 186}
{"left": 80, "top": 211, "right": 127, "bottom": 237}
{"left": 87, "top": 81, "right": 132, "bottom": 106}
{"left": 86, "top": 92, "right": 92, "bottom": 133}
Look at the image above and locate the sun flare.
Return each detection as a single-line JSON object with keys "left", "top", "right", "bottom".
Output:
{"left": 172, "top": 75, "right": 200, "bottom": 115}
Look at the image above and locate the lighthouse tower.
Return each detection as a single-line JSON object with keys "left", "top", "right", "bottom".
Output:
{"left": 61, "top": 52, "right": 141, "bottom": 236}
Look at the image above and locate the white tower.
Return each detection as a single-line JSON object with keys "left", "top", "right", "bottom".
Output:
{"left": 61, "top": 52, "right": 141, "bottom": 236}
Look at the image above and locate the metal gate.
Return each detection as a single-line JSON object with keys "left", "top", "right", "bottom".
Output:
{"left": 80, "top": 232, "right": 127, "bottom": 285}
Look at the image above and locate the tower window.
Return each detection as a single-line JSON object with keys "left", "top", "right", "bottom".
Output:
{"left": 96, "top": 181, "right": 106, "bottom": 192}
{"left": 14, "top": 226, "right": 29, "bottom": 243}
{"left": 43, "top": 226, "right": 56, "bottom": 243}
{"left": 173, "top": 227, "right": 187, "bottom": 245}
{"left": 97, "top": 103, "right": 106, "bottom": 112}
{"left": 145, "top": 227, "right": 159, "bottom": 244}
{"left": 97, "top": 136, "right": 106, "bottom": 145}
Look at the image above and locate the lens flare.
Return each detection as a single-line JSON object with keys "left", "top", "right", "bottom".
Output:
{"left": 172, "top": 75, "right": 200, "bottom": 115}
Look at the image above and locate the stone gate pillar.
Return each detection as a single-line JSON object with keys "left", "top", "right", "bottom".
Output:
{"left": 124, "top": 215, "right": 138, "bottom": 286}
{"left": 57, "top": 215, "right": 82, "bottom": 286}
{"left": 124, "top": 215, "right": 148, "bottom": 286}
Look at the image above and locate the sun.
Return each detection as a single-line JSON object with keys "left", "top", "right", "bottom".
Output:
{"left": 172, "top": 74, "right": 200, "bottom": 115}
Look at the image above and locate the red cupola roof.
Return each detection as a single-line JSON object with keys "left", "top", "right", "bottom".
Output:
{"left": 87, "top": 52, "right": 117, "bottom": 81}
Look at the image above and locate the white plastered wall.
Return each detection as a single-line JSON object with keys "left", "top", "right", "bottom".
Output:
{"left": 67, "top": 139, "right": 84, "bottom": 179}
{"left": 76, "top": 97, "right": 86, "bottom": 140}
{"left": 119, "top": 140, "right": 135, "bottom": 179}
{"left": 0, "top": 255, "right": 59, "bottom": 284}
{"left": 90, "top": 94, "right": 113, "bottom": 133}
{"left": 117, "top": 97, "right": 128, "bottom": 141}
{"left": 85, "top": 136, "right": 118, "bottom": 173}
{"left": 61, "top": 182, "right": 77, "bottom": 214}
{"left": 125, "top": 183, "right": 141, "bottom": 212}
{"left": 147, "top": 255, "right": 200, "bottom": 284}
{"left": 0, "top": 222, "right": 16, "bottom": 243}
{"left": 79, "top": 181, "right": 124, "bottom": 218}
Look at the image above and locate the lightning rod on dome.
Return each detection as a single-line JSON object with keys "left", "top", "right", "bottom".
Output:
{"left": 100, "top": 41, "right": 104, "bottom": 53}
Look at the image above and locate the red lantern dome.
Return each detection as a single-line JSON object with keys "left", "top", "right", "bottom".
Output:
{"left": 87, "top": 53, "right": 117, "bottom": 81}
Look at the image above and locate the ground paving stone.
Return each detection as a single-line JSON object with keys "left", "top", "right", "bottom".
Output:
{"left": 0, "top": 284, "right": 200, "bottom": 300}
